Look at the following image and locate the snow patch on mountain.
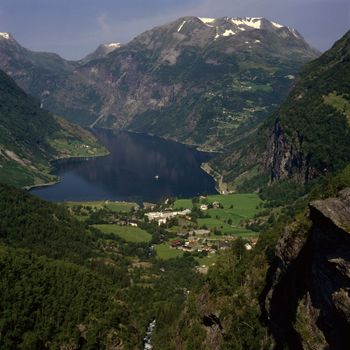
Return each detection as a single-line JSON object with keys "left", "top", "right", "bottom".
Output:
{"left": 271, "top": 21, "right": 284, "bottom": 29}
{"left": 177, "top": 21, "right": 186, "bottom": 32}
{"left": 105, "top": 43, "right": 121, "bottom": 48}
{"left": 231, "top": 17, "right": 262, "bottom": 29}
{"left": 198, "top": 17, "right": 215, "bottom": 26}
{"left": 223, "top": 29, "right": 236, "bottom": 37}
{"left": 0, "top": 32, "right": 10, "bottom": 40}
{"left": 289, "top": 28, "right": 301, "bottom": 38}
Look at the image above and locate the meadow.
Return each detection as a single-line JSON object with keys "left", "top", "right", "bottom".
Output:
{"left": 174, "top": 193, "right": 262, "bottom": 236}
{"left": 93, "top": 224, "right": 152, "bottom": 243}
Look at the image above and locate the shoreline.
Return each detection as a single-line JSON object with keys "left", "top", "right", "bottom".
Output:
{"left": 122, "top": 128, "right": 223, "bottom": 155}
{"left": 23, "top": 151, "right": 109, "bottom": 191}
{"left": 25, "top": 129, "right": 226, "bottom": 198}
{"left": 201, "top": 162, "right": 233, "bottom": 195}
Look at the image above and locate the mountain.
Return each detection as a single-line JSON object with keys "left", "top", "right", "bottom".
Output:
{"left": 0, "top": 69, "right": 107, "bottom": 187}
{"left": 0, "top": 31, "right": 76, "bottom": 99}
{"left": 210, "top": 30, "right": 350, "bottom": 191}
{"left": 80, "top": 42, "right": 122, "bottom": 63}
{"left": 0, "top": 18, "right": 319, "bottom": 148}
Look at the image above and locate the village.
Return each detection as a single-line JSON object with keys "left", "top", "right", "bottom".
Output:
{"left": 66, "top": 192, "right": 263, "bottom": 267}
{"left": 144, "top": 197, "right": 258, "bottom": 257}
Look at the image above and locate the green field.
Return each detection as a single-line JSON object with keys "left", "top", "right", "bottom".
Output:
{"left": 105, "top": 201, "right": 138, "bottom": 212}
{"left": 155, "top": 243, "right": 183, "bottom": 260}
{"left": 197, "top": 218, "right": 256, "bottom": 235}
{"left": 174, "top": 193, "right": 262, "bottom": 236}
{"left": 173, "top": 198, "right": 193, "bottom": 209}
{"left": 93, "top": 224, "right": 151, "bottom": 243}
{"left": 174, "top": 193, "right": 261, "bottom": 213}
{"left": 195, "top": 254, "right": 217, "bottom": 267}
{"left": 65, "top": 200, "right": 137, "bottom": 212}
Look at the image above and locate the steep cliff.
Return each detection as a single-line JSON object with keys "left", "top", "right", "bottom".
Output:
{"left": 262, "top": 188, "right": 350, "bottom": 349}
{"left": 210, "top": 30, "right": 350, "bottom": 190}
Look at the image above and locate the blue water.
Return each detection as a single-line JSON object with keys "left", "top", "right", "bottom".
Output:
{"left": 31, "top": 129, "right": 217, "bottom": 203}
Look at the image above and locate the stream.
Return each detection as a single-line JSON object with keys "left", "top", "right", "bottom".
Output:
{"left": 144, "top": 319, "right": 156, "bottom": 350}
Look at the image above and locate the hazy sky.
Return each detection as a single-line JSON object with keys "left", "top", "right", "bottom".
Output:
{"left": 0, "top": 0, "right": 349, "bottom": 60}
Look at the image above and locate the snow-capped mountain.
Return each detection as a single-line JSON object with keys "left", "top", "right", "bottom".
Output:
{"left": 81, "top": 42, "right": 122, "bottom": 63}
{"left": 0, "top": 16, "right": 319, "bottom": 148}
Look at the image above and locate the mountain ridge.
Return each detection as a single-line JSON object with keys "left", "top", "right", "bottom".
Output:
{"left": 0, "top": 16, "right": 319, "bottom": 149}
{"left": 209, "top": 30, "right": 350, "bottom": 191}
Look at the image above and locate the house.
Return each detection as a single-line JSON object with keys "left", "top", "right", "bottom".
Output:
{"left": 130, "top": 222, "right": 138, "bottom": 227}
{"left": 212, "top": 201, "right": 221, "bottom": 209}
{"left": 244, "top": 243, "right": 253, "bottom": 251}
{"left": 158, "top": 218, "right": 167, "bottom": 226}
{"left": 145, "top": 209, "right": 192, "bottom": 225}
{"left": 170, "top": 240, "right": 182, "bottom": 248}
{"left": 200, "top": 204, "right": 208, "bottom": 211}
{"left": 189, "top": 229, "right": 210, "bottom": 237}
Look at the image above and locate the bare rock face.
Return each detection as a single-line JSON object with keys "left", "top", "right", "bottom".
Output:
{"left": 0, "top": 17, "right": 319, "bottom": 149}
{"left": 262, "top": 189, "right": 350, "bottom": 349}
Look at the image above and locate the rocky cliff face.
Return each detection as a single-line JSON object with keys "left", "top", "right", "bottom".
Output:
{"left": 266, "top": 119, "right": 319, "bottom": 183}
{"left": 0, "top": 18, "right": 319, "bottom": 149}
{"left": 262, "top": 188, "right": 350, "bottom": 349}
{"left": 210, "top": 31, "right": 350, "bottom": 190}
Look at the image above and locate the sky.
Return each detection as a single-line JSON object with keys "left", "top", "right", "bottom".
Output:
{"left": 0, "top": 0, "right": 349, "bottom": 60}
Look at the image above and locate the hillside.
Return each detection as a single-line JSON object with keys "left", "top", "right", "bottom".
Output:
{"left": 210, "top": 30, "right": 350, "bottom": 191}
{"left": 0, "top": 183, "right": 139, "bottom": 349}
{"left": 153, "top": 165, "right": 350, "bottom": 350}
{"left": 0, "top": 183, "right": 205, "bottom": 349}
{"left": 0, "top": 17, "right": 319, "bottom": 148}
{"left": 0, "top": 69, "right": 107, "bottom": 187}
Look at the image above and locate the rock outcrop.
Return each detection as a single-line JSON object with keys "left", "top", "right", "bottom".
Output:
{"left": 262, "top": 188, "right": 350, "bottom": 349}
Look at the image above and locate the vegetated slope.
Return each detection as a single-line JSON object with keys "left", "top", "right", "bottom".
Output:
{"left": 0, "top": 183, "right": 93, "bottom": 262}
{"left": 0, "top": 18, "right": 319, "bottom": 149}
{"left": 0, "top": 183, "right": 138, "bottom": 349}
{"left": 210, "top": 30, "right": 350, "bottom": 191}
{"left": 0, "top": 69, "right": 106, "bottom": 187}
{"left": 157, "top": 165, "right": 350, "bottom": 350}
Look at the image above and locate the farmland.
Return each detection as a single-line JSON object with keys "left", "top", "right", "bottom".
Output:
{"left": 93, "top": 224, "right": 152, "bottom": 243}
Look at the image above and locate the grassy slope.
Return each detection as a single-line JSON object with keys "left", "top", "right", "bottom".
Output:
{"left": 93, "top": 224, "right": 152, "bottom": 243}
{"left": 155, "top": 243, "right": 183, "bottom": 260}
{"left": 0, "top": 69, "right": 107, "bottom": 188}
{"left": 66, "top": 200, "right": 138, "bottom": 213}
{"left": 174, "top": 193, "right": 262, "bottom": 235}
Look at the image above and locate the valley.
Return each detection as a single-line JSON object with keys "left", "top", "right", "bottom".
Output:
{"left": 0, "top": 16, "right": 319, "bottom": 151}
{"left": 0, "top": 10, "right": 349, "bottom": 350}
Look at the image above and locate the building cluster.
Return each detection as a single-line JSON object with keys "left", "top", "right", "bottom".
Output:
{"left": 199, "top": 201, "right": 221, "bottom": 211}
{"left": 145, "top": 209, "right": 191, "bottom": 226}
{"left": 170, "top": 235, "right": 233, "bottom": 254}
{"left": 170, "top": 234, "right": 257, "bottom": 254}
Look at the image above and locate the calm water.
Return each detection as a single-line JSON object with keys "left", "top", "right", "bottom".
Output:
{"left": 31, "top": 129, "right": 217, "bottom": 203}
